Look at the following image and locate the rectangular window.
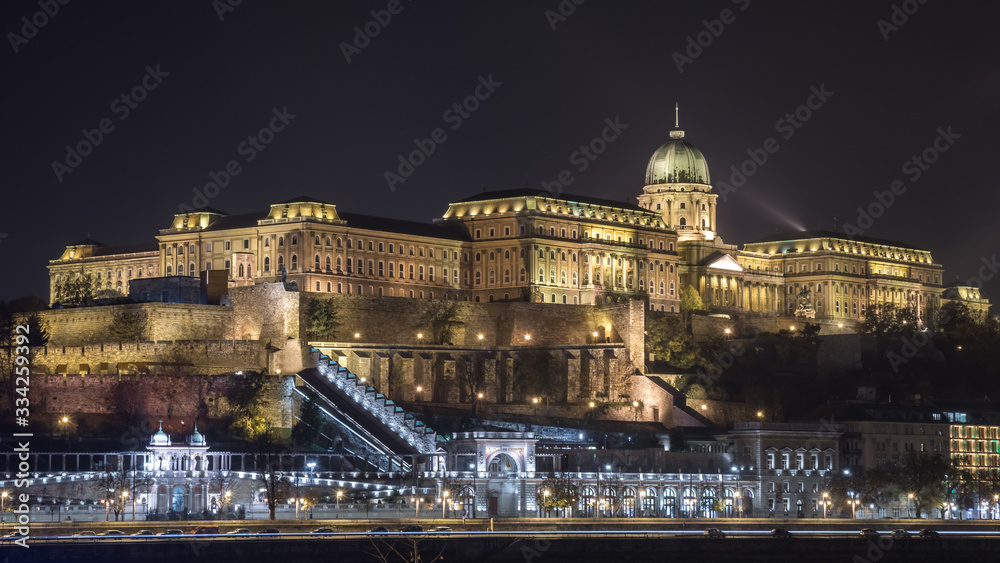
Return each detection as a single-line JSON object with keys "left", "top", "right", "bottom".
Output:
{"left": 244, "top": 239, "right": 250, "bottom": 249}
{"left": 409, "top": 265, "right": 414, "bottom": 279}
{"left": 225, "top": 240, "right": 231, "bottom": 251}
{"left": 206, "top": 242, "right": 213, "bottom": 252}
{"left": 419, "top": 266, "right": 425, "bottom": 281}
{"left": 429, "top": 267, "right": 435, "bottom": 282}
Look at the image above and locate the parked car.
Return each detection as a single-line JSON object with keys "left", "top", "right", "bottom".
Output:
{"left": 310, "top": 527, "right": 335, "bottom": 534}
{"left": 368, "top": 526, "right": 389, "bottom": 534}
{"left": 890, "top": 529, "right": 911, "bottom": 539}
{"left": 100, "top": 530, "right": 126, "bottom": 536}
{"left": 74, "top": 531, "right": 97, "bottom": 537}
{"left": 193, "top": 526, "right": 220, "bottom": 535}
{"left": 258, "top": 528, "right": 281, "bottom": 535}
{"left": 429, "top": 526, "right": 452, "bottom": 533}
{"left": 703, "top": 528, "right": 726, "bottom": 538}
{"left": 919, "top": 529, "right": 940, "bottom": 538}
{"left": 401, "top": 525, "right": 423, "bottom": 533}
{"left": 770, "top": 528, "right": 792, "bottom": 538}
{"left": 157, "top": 529, "right": 185, "bottom": 536}
{"left": 131, "top": 530, "right": 155, "bottom": 536}
{"left": 226, "top": 528, "right": 253, "bottom": 535}
{"left": 859, "top": 528, "right": 880, "bottom": 539}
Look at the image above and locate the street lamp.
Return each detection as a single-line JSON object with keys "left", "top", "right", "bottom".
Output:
{"left": 821, "top": 492, "right": 829, "bottom": 519}
{"left": 1, "top": 490, "right": 7, "bottom": 534}
{"left": 224, "top": 491, "right": 232, "bottom": 520}
{"left": 542, "top": 490, "right": 550, "bottom": 518}
{"left": 442, "top": 491, "right": 449, "bottom": 518}
{"left": 907, "top": 493, "right": 914, "bottom": 519}
{"left": 336, "top": 490, "right": 343, "bottom": 517}
{"left": 633, "top": 400, "right": 640, "bottom": 421}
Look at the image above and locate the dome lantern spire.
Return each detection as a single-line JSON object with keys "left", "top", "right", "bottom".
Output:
{"left": 670, "top": 102, "right": 684, "bottom": 140}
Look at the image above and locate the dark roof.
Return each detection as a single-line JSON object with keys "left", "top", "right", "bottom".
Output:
{"left": 70, "top": 237, "right": 106, "bottom": 247}
{"left": 191, "top": 206, "right": 228, "bottom": 215}
{"left": 92, "top": 243, "right": 159, "bottom": 257}
{"left": 453, "top": 189, "right": 647, "bottom": 213}
{"left": 203, "top": 213, "right": 265, "bottom": 232}
{"left": 745, "top": 229, "right": 925, "bottom": 251}
{"left": 276, "top": 196, "right": 332, "bottom": 205}
{"left": 339, "top": 212, "right": 468, "bottom": 241}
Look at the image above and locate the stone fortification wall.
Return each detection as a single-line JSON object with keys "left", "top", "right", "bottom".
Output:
{"left": 30, "top": 372, "right": 293, "bottom": 429}
{"left": 30, "top": 340, "right": 267, "bottom": 376}
{"left": 229, "top": 283, "right": 300, "bottom": 342}
{"left": 691, "top": 314, "right": 856, "bottom": 340}
{"left": 40, "top": 303, "right": 233, "bottom": 346}
{"left": 277, "top": 291, "right": 641, "bottom": 350}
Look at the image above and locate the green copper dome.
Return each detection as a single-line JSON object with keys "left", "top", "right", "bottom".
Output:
{"left": 644, "top": 131, "right": 711, "bottom": 186}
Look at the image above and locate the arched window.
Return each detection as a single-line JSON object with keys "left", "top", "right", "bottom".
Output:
{"left": 489, "top": 270, "right": 496, "bottom": 284}
{"left": 177, "top": 264, "right": 184, "bottom": 275}
{"left": 504, "top": 269, "right": 511, "bottom": 284}
{"left": 475, "top": 271, "right": 482, "bottom": 285}
{"left": 315, "top": 254, "right": 321, "bottom": 270}
{"left": 278, "top": 236, "right": 284, "bottom": 246}
{"left": 679, "top": 217, "right": 686, "bottom": 226}
{"left": 264, "top": 238, "right": 270, "bottom": 248}
{"left": 290, "top": 254, "right": 297, "bottom": 270}
{"left": 278, "top": 255, "right": 284, "bottom": 268}
{"left": 520, "top": 268, "right": 526, "bottom": 282}
{"left": 326, "top": 255, "right": 331, "bottom": 270}
{"left": 560, "top": 270, "right": 567, "bottom": 284}
{"left": 476, "top": 252, "right": 482, "bottom": 262}
{"left": 538, "top": 268, "right": 545, "bottom": 282}
{"left": 336, "top": 237, "right": 343, "bottom": 248}
{"left": 264, "top": 256, "right": 271, "bottom": 272}
{"left": 315, "top": 235, "right": 321, "bottom": 245}
{"left": 291, "top": 235, "right": 298, "bottom": 245}
{"left": 572, "top": 271, "right": 578, "bottom": 285}
{"left": 166, "top": 265, "right": 173, "bottom": 275}
{"left": 504, "top": 250, "right": 510, "bottom": 259}
{"left": 238, "top": 264, "right": 244, "bottom": 277}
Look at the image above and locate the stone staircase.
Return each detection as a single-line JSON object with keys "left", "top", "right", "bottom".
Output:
{"left": 305, "top": 347, "right": 438, "bottom": 454}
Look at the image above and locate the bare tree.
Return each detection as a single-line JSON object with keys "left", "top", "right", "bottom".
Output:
{"left": 94, "top": 460, "right": 131, "bottom": 521}
{"left": 455, "top": 351, "right": 491, "bottom": 419}
{"left": 250, "top": 420, "right": 291, "bottom": 520}
{"left": 367, "top": 537, "right": 446, "bottom": 563}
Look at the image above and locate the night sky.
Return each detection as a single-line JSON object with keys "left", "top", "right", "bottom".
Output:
{"left": 3, "top": 1, "right": 999, "bottom": 303}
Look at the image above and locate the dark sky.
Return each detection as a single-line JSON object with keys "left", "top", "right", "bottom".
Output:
{"left": 3, "top": 0, "right": 999, "bottom": 303}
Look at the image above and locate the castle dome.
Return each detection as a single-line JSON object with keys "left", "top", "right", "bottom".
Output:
{"left": 644, "top": 130, "right": 711, "bottom": 186}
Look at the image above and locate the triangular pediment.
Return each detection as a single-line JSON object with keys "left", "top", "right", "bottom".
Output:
{"left": 702, "top": 252, "right": 743, "bottom": 272}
